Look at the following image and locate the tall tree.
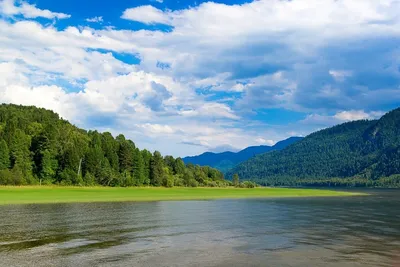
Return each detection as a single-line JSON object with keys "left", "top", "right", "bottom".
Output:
{"left": 141, "top": 149, "right": 152, "bottom": 185}
{"left": 133, "top": 148, "right": 145, "bottom": 186}
{"left": 39, "top": 149, "right": 58, "bottom": 182}
{"left": 164, "top": 155, "right": 175, "bottom": 173}
{"left": 117, "top": 135, "right": 135, "bottom": 173}
{"left": 0, "top": 139, "right": 10, "bottom": 170}
{"left": 174, "top": 158, "right": 185, "bottom": 175}
{"left": 9, "top": 129, "right": 33, "bottom": 183}
{"left": 101, "top": 132, "right": 119, "bottom": 173}
{"left": 150, "top": 151, "right": 164, "bottom": 186}
{"left": 233, "top": 173, "right": 240, "bottom": 187}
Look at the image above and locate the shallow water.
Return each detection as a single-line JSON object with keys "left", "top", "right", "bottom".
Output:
{"left": 0, "top": 190, "right": 399, "bottom": 267}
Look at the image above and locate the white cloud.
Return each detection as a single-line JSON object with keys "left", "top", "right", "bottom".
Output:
{"left": 136, "top": 123, "right": 175, "bottom": 134}
{"left": 121, "top": 5, "right": 170, "bottom": 24}
{"left": 0, "top": 62, "right": 78, "bottom": 120}
{"left": 300, "top": 110, "right": 384, "bottom": 130}
{"left": 255, "top": 138, "right": 274, "bottom": 145}
{"left": 122, "top": 1, "right": 400, "bottom": 39}
{"left": 179, "top": 103, "right": 239, "bottom": 120}
{"left": 0, "top": 0, "right": 71, "bottom": 19}
{"left": 334, "top": 110, "right": 384, "bottom": 121}
{"left": 0, "top": 0, "right": 399, "bottom": 156}
{"left": 86, "top": 16, "right": 103, "bottom": 23}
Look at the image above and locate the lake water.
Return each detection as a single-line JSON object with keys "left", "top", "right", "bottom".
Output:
{"left": 0, "top": 190, "right": 399, "bottom": 267}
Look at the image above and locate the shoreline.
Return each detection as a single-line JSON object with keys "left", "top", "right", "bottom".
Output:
{"left": 0, "top": 187, "right": 367, "bottom": 205}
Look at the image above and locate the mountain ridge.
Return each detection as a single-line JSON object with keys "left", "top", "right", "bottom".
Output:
{"left": 226, "top": 107, "right": 400, "bottom": 187}
{"left": 183, "top": 137, "right": 303, "bottom": 172}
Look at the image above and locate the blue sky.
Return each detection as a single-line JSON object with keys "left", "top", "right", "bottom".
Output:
{"left": 0, "top": 0, "right": 399, "bottom": 157}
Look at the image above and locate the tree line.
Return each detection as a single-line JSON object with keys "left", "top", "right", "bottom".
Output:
{"left": 0, "top": 104, "right": 229, "bottom": 187}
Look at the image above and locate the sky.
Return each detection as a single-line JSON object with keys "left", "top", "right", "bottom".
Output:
{"left": 0, "top": 0, "right": 399, "bottom": 157}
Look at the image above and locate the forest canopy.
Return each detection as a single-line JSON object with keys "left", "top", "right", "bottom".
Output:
{"left": 227, "top": 107, "right": 400, "bottom": 188}
{"left": 0, "top": 104, "right": 228, "bottom": 187}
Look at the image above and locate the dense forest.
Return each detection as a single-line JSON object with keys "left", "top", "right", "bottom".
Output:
{"left": 0, "top": 104, "right": 230, "bottom": 187}
{"left": 183, "top": 137, "right": 303, "bottom": 173}
{"left": 227, "top": 107, "right": 400, "bottom": 188}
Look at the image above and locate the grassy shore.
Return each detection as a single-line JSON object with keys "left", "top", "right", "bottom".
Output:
{"left": 0, "top": 186, "right": 366, "bottom": 205}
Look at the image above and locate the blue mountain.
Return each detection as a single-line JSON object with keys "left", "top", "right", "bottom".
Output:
{"left": 183, "top": 137, "right": 303, "bottom": 173}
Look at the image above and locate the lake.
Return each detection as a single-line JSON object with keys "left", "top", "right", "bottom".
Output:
{"left": 0, "top": 190, "right": 399, "bottom": 267}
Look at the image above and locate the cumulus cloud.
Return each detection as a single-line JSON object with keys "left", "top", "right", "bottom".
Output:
{"left": 121, "top": 5, "right": 170, "bottom": 24}
{"left": 86, "top": 16, "right": 103, "bottom": 23}
{"left": 118, "top": 0, "right": 400, "bottom": 113}
{"left": 0, "top": 0, "right": 71, "bottom": 19}
{"left": 143, "top": 82, "right": 172, "bottom": 111}
{"left": 0, "top": 0, "right": 399, "bottom": 156}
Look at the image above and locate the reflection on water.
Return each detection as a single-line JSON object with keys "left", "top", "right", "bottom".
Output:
{"left": 0, "top": 190, "right": 399, "bottom": 267}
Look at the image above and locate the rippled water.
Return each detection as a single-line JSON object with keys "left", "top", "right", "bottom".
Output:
{"left": 0, "top": 190, "right": 399, "bottom": 267}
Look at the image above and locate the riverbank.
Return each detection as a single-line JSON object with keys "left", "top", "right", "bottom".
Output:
{"left": 0, "top": 186, "right": 366, "bottom": 205}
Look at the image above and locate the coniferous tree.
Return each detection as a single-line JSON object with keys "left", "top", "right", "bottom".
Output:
{"left": 0, "top": 104, "right": 231, "bottom": 187}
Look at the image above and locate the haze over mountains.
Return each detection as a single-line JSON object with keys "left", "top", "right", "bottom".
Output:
{"left": 183, "top": 137, "right": 303, "bottom": 173}
{"left": 227, "top": 107, "right": 400, "bottom": 187}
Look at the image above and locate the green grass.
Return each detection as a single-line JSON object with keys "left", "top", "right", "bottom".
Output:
{"left": 0, "top": 186, "right": 366, "bottom": 205}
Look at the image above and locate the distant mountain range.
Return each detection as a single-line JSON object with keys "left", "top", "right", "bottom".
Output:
{"left": 183, "top": 137, "right": 303, "bottom": 173}
{"left": 226, "top": 107, "right": 400, "bottom": 187}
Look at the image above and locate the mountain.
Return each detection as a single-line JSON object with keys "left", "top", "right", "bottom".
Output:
{"left": 183, "top": 137, "right": 303, "bottom": 173}
{"left": 0, "top": 104, "right": 226, "bottom": 187}
{"left": 227, "top": 107, "right": 400, "bottom": 187}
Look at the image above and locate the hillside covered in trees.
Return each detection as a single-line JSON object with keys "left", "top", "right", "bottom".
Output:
{"left": 183, "top": 137, "right": 303, "bottom": 173}
{"left": 227, "top": 107, "right": 400, "bottom": 187}
{"left": 0, "top": 104, "right": 228, "bottom": 187}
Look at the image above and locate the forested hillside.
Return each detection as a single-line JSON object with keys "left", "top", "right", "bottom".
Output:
{"left": 228, "top": 108, "right": 400, "bottom": 187}
{"left": 0, "top": 104, "right": 227, "bottom": 187}
{"left": 183, "top": 137, "right": 303, "bottom": 173}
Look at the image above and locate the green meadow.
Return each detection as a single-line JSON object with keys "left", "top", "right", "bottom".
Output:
{"left": 0, "top": 186, "right": 365, "bottom": 205}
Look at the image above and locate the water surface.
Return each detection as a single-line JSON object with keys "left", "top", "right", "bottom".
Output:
{"left": 1, "top": 190, "right": 399, "bottom": 266}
